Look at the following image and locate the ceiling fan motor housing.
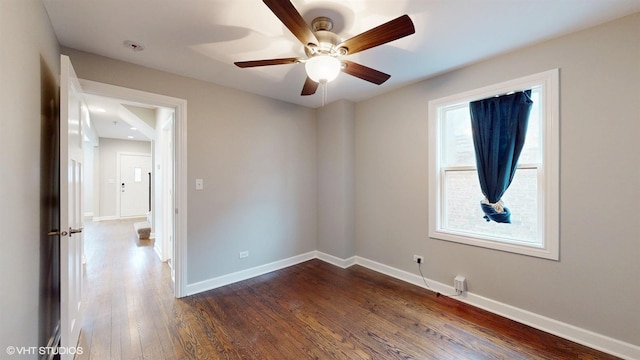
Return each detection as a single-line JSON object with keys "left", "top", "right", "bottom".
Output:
{"left": 312, "top": 16, "right": 333, "bottom": 32}
{"left": 305, "top": 17, "right": 342, "bottom": 57}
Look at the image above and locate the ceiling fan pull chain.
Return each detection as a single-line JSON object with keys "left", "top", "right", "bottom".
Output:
{"left": 322, "top": 81, "right": 327, "bottom": 107}
{"left": 322, "top": 83, "right": 325, "bottom": 107}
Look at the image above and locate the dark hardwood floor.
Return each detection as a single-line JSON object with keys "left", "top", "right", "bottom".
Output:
{"left": 77, "top": 219, "right": 619, "bottom": 359}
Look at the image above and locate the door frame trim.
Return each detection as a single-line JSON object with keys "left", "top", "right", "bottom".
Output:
{"left": 79, "top": 79, "right": 188, "bottom": 298}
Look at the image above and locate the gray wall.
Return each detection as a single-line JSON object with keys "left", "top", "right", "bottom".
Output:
{"left": 317, "top": 100, "right": 356, "bottom": 259}
{"left": 96, "top": 138, "right": 151, "bottom": 218}
{"left": 123, "top": 105, "right": 156, "bottom": 129}
{"left": 355, "top": 13, "right": 640, "bottom": 345}
{"left": 63, "top": 49, "right": 317, "bottom": 284}
{"left": 0, "top": 0, "right": 60, "bottom": 356}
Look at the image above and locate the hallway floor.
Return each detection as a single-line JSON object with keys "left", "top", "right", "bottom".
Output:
{"left": 77, "top": 218, "right": 177, "bottom": 359}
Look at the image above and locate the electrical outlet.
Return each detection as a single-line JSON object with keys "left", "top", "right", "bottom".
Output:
{"left": 413, "top": 254, "right": 424, "bottom": 264}
{"left": 239, "top": 251, "right": 249, "bottom": 259}
{"left": 454, "top": 275, "right": 467, "bottom": 293}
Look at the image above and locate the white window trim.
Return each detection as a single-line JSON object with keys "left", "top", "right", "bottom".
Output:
{"left": 428, "top": 69, "right": 559, "bottom": 260}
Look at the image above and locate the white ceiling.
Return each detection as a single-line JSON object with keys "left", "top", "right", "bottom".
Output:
{"left": 84, "top": 94, "right": 143, "bottom": 141}
{"left": 83, "top": 93, "right": 169, "bottom": 142}
{"left": 44, "top": 0, "right": 640, "bottom": 109}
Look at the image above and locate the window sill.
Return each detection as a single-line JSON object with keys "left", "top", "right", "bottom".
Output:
{"left": 430, "top": 229, "right": 559, "bottom": 260}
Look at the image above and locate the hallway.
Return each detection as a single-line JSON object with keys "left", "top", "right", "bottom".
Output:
{"left": 77, "top": 219, "right": 179, "bottom": 359}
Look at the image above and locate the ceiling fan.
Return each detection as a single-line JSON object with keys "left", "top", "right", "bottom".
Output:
{"left": 234, "top": 0, "right": 415, "bottom": 96}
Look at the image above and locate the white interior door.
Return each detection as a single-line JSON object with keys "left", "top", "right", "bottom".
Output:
{"left": 162, "top": 121, "right": 174, "bottom": 272}
{"left": 60, "top": 55, "right": 84, "bottom": 359}
{"left": 120, "top": 154, "right": 151, "bottom": 217}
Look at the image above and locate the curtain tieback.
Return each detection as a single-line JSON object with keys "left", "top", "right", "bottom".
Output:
{"left": 482, "top": 198, "right": 505, "bottom": 213}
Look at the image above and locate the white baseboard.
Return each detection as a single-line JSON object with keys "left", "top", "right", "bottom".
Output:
{"left": 84, "top": 211, "right": 94, "bottom": 218}
{"left": 353, "top": 256, "right": 640, "bottom": 360}
{"left": 354, "top": 256, "right": 453, "bottom": 294}
{"left": 153, "top": 243, "right": 164, "bottom": 262}
{"left": 186, "top": 251, "right": 316, "bottom": 296}
{"left": 91, "top": 215, "right": 118, "bottom": 222}
{"left": 315, "top": 251, "right": 356, "bottom": 268}
{"left": 121, "top": 215, "right": 147, "bottom": 220}
{"left": 92, "top": 215, "right": 148, "bottom": 222}
{"left": 184, "top": 251, "right": 639, "bottom": 359}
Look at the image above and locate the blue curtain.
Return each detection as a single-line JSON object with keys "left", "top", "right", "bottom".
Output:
{"left": 469, "top": 90, "right": 532, "bottom": 223}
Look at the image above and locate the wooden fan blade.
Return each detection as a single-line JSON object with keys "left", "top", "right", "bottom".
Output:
{"left": 341, "top": 60, "right": 391, "bottom": 85}
{"left": 263, "top": 0, "right": 318, "bottom": 47}
{"left": 337, "top": 15, "right": 415, "bottom": 55}
{"left": 301, "top": 77, "right": 319, "bottom": 96}
{"left": 234, "top": 58, "right": 300, "bottom": 68}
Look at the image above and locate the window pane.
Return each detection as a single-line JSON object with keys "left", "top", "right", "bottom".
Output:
{"left": 444, "top": 168, "right": 539, "bottom": 245}
{"left": 442, "top": 104, "right": 475, "bottom": 167}
{"left": 442, "top": 88, "right": 541, "bottom": 167}
{"left": 518, "top": 88, "right": 541, "bottom": 164}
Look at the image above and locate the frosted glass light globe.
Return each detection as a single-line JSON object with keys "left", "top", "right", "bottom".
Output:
{"left": 305, "top": 55, "right": 341, "bottom": 83}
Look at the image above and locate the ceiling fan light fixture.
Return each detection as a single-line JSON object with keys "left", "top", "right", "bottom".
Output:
{"left": 235, "top": 2, "right": 415, "bottom": 97}
{"left": 305, "top": 55, "right": 341, "bottom": 83}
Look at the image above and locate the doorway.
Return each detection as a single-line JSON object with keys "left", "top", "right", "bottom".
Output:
{"left": 118, "top": 153, "right": 152, "bottom": 218}
{"left": 79, "top": 79, "right": 187, "bottom": 298}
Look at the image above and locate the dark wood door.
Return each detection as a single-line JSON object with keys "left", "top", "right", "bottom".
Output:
{"left": 39, "top": 57, "right": 61, "bottom": 354}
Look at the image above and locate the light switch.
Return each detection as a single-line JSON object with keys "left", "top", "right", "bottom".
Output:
{"left": 195, "top": 178, "right": 204, "bottom": 191}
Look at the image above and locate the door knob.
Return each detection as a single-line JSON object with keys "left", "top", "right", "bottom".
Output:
{"left": 48, "top": 229, "right": 68, "bottom": 236}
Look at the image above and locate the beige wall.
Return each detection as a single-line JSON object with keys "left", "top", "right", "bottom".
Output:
{"left": 0, "top": 0, "right": 61, "bottom": 354}
{"left": 355, "top": 13, "right": 640, "bottom": 345}
{"left": 63, "top": 48, "right": 318, "bottom": 284}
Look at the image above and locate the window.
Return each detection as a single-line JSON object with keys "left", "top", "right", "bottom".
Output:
{"left": 134, "top": 167, "right": 142, "bottom": 182}
{"left": 428, "top": 69, "right": 559, "bottom": 260}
